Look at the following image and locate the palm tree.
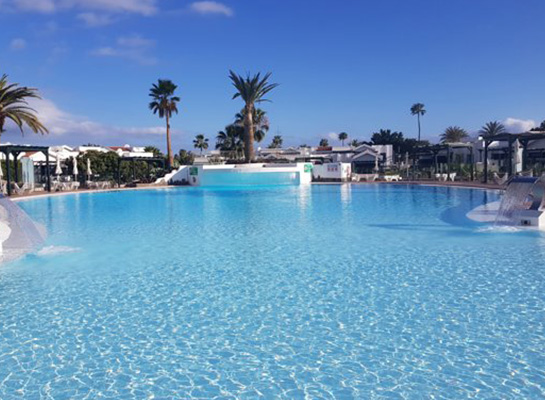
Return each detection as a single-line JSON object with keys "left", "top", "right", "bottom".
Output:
{"left": 441, "top": 126, "right": 468, "bottom": 143}
{"left": 349, "top": 139, "right": 360, "bottom": 147}
{"left": 234, "top": 108, "right": 270, "bottom": 143}
{"left": 268, "top": 135, "right": 283, "bottom": 149}
{"left": 149, "top": 79, "right": 180, "bottom": 169}
{"left": 338, "top": 132, "right": 348, "bottom": 145}
{"left": 229, "top": 71, "right": 278, "bottom": 163}
{"left": 193, "top": 134, "right": 209, "bottom": 155}
{"left": 479, "top": 121, "right": 506, "bottom": 137}
{"left": 531, "top": 120, "right": 545, "bottom": 132}
{"left": 410, "top": 103, "right": 426, "bottom": 142}
{"left": 319, "top": 138, "right": 329, "bottom": 147}
{"left": 216, "top": 124, "right": 244, "bottom": 159}
{"left": 0, "top": 74, "right": 48, "bottom": 144}
{"left": 144, "top": 146, "right": 163, "bottom": 158}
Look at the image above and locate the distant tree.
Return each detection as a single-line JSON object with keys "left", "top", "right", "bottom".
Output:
{"left": 229, "top": 70, "right": 278, "bottom": 162}
{"left": 410, "top": 103, "right": 426, "bottom": 142}
{"left": 401, "top": 138, "right": 430, "bottom": 157}
{"left": 479, "top": 121, "right": 506, "bottom": 137}
{"left": 371, "top": 129, "right": 406, "bottom": 158}
{"left": 149, "top": 79, "right": 180, "bottom": 169}
{"left": 441, "top": 126, "right": 469, "bottom": 143}
{"left": 0, "top": 74, "right": 48, "bottom": 144}
{"left": 193, "top": 134, "right": 209, "bottom": 154}
{"left": 371, "top": 129, "right": 404, "bottom": 145}
{"left": 349, "top": 139, "right": 360, "bottom": 147}
{"left": 319, "top": 138, "right": 329, "bottom": 147}
{"left": 531, "top": 120, "right": 545, "bottom": 132}
{"left": 299, "top": 144, "right": 308, "bottom": 148}
{"left": 176, "top": 149, "right": 194, "bottom": 165}
{"left": 338, "top": 132, "right": 348, "bottom": 145}
{"left": 268, "top": 135, "right": 283, "bottom": 149}
{"left": 144, "top": 146, "right": 164, "bottom": 158}
{"left": 234, "top": 108, "right": 270, "bottom": 143}
{"left": 216, "top": 124, "right": 244, "bottom": 159}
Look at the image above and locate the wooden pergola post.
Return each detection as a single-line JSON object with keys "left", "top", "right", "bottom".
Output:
{"left": 45, "top": 152, "right": 51, "bottom": 192}
{"left": 483, "top": 141, "right": 489, "bottom": 184}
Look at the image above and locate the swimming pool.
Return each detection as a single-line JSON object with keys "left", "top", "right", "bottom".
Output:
{"left": 1, "top": 184, "right": 544, "bottom": 398}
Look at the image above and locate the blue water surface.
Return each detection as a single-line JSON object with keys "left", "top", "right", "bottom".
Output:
{"left": 1, "top": 184, "right": 544, "bottom": 399}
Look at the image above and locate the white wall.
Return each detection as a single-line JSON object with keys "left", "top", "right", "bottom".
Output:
{"left": 312, "top": 162, "right": 351, "bottom": 181}
{"left": 181, "top": 163, "right": 312, "bottom": 186}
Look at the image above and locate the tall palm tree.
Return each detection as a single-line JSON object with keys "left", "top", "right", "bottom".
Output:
{"left": 149, "top": 79, "right": 180, "bottom": 169}
{"left": 268, "top": 135, "right": 283, "bottom": 149}
{"left": 410, "top": 103, "right": 426, "bottom": 142}
{"left": 319, "top": 138, "right": 329, "bottom": 147}
{"left": 0, "top": 74, "right": 48, "bottom": 143}
{"left": 193, "top": 134, "right": 209, "bottom": 155}
{"left": 338, "top": 132, "right": 348, "bottom": 145}
{"left": 441, "top": 126, "right": 468, "bottom": 143}
{"left": 350, "top": 139, "right": 360, "bottom": 147}
{"left": 229, "top": 71, "right": 278, "bottom": 162}
{"left": 479, "top": 121, "right": 506, "bottom": 137}
{"left": 234, "top": 108, "right": 270, "bottom": 143}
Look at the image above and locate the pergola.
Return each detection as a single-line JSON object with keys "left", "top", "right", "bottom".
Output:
{"left": 0, "top": 145, "right": 51, "bottom": 196}
{"left": 116, "top": 156, "right": 165, "bottom": 187}
{"left": 481, "top": 132, "right": 545, "bottom": 183}
{"left": 413, "top": 143, "right": 474, "bottom": 180}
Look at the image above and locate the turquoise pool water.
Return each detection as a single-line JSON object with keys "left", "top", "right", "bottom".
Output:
{"left": 1, "top": 185, "right": 544, "bottom": 399}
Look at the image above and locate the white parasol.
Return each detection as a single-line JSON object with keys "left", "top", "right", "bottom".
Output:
{"left": 55, "top": 157, "right": 62, "bottom": 178}
{"left": 72, "top": 156, "right": 78, "bottom": 179}
{"left": 86, "top": 158, "right": 92, "bottom": 178}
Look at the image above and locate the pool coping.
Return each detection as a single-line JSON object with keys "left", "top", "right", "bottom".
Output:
{"left": 10, "top": 184, "right": 173, "bottom": 202}
{"left": 9, "top": 181, "right": 504, "bottom": 203}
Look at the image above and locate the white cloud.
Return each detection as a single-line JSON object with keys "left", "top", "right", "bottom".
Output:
{"left": 18, "top": 97, "right": 168, "bottom": 137}
{"left": 502, "top": 118, "right": 536, "bottom": 133}
{"left": 189, "top": 1, "right": 234, "bottom": 17}
{"left": 13, "top": 0, "right": 55, "bottom": 13}
{"left": 77, "top": 12, "right": 115, "bottom": 27}
{"left": 8, "top": 0, "right": 157, "bottom": 15}
{"left": 327, "top": 132, "right": 338, "bottom": 140}
{"left": 9, "top": 38, "right": 26, "bottom": 50}
{"left": 90, "top": 34, "right": 157, "bottom": 65}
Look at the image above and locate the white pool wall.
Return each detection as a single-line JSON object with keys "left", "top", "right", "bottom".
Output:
{"left": 169, "top": 163, "right": 313, "bottom": 186}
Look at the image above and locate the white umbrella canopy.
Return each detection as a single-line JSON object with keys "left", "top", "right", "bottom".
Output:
{"left": 514, "top": 139, "right": 521, "bottom": 165}
{"left": 86, "top": 158, "right": 92, "bottom": 177}
{"left": 55, "top": 157, "right": 62, "bottom": 177}
{"left": 0, "top": 162, "right": 3, "bottom": 178}
{"left": 72, "top": 156, "right": 78, "bottom": 178}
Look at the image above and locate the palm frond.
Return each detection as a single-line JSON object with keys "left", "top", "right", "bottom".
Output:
{"left": 0, "top": 74, "right": 48, "bottom": 135}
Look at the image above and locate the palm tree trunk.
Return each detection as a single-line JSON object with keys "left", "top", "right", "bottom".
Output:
{"left": 417, "top": 114, "right": 421, "bottom": 142}
{"left": 244, "top": 104, "right": 255, "bottom": 163}
{"left": 166, "top": 113, "right": 173, "bottom": 169}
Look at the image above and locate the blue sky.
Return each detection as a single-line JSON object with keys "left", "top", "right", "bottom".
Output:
{"left": 1, "top": 0, "right": 544, "bottom": 151}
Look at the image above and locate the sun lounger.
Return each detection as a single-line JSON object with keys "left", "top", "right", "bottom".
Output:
{"left": 493, "top": 173, "right": 509, "bottom": 185}
{"left": 12, "top": 182, "right": 31, "bottom": 195}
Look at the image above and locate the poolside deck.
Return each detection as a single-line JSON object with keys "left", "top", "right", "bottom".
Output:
{"left": 314, "top": 180, "right": 504, "bottom": 191}
{"left": 6, "top": 180, "right": 503, "bottom": 201}
{"left": 9, "top": 183, "right": 169, "bottom": 201}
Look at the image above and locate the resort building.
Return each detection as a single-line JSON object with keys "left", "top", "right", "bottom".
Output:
{"left": 311, "top": 144, "right": 394, "bottom": 173}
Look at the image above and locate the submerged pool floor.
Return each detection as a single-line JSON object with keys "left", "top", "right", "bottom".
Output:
{"left": 1, "top": 185, "right": 544, "bottom": 399}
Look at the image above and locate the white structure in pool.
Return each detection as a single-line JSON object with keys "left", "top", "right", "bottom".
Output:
{"left": 468, "top": 176, "right": 545, "bottom": 228}
{"left": 168, "top": 163, "right": 313, "bottom": 186}
{"left": 0, "top": 195, "right": 46, "bottom": 262}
